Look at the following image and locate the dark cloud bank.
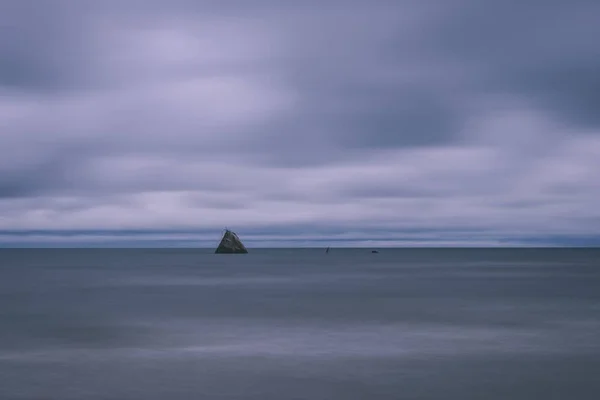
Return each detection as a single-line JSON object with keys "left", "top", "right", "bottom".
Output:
{"left": 1, "top": 0, "right": 599, "bottom": 246}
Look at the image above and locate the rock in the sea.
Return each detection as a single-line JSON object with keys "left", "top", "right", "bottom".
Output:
{"left": 215, "top": 229, "right": 248, "bottom": 254}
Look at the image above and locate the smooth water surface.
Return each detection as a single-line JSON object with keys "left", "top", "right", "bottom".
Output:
{"left": 1, "top": 248, "right": 599, "bottom": 399}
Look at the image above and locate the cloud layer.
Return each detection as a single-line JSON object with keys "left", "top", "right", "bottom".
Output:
{"left": 1, "top": 0, "right": 599, "bottom": 246}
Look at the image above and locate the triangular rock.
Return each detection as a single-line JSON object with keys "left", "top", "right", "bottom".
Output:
{"left": 215, "top": 229, "right": 248, "bottom": 254}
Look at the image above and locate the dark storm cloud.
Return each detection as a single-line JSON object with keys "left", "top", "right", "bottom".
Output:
{"left": 2, "top": 0, "right": 464, "bottom": 156}
{"left": 431, "top": 0, "right": 600, "bottom": 129}
{"left": 282, "top": 79, "right": 463, "bottom": 151}
{"left": 0, "top": 148, "right": 82, "bottom": 199}
{"left": 264, "top": 1, "right": 467, "bottom": 156}
{"left": 236, "top": 0, "right": 600, "bottom": 164}
{"left": 0, "top": 1, "right": 94, "bottom": 93}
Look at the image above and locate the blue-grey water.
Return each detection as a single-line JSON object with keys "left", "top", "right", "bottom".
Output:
{"left": 1, "top": 248, "right": 599, "bottom": 399}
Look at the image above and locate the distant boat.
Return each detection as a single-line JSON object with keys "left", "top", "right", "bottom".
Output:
{"left": 215, "top": 229, "right": 248, "bottom": 254}
{"left": 325, "top": 247, "right": 330, "bottom": 254}
{"left": 371, "top": 250, "right": 379, "bottom": 253}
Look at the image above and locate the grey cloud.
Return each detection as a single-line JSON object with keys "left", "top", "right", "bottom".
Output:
{"left": 0, "top": 1, "right": 95, "bottom": 93}
{"left": 0, "top": 150, "right": 85, "bottom": 199}
{"left": 0, "top": 0, "right": 482, "bottom": 163}
{"left": 1, "top": 0, "right": 599, "bottom": 243}
{"left": 330, "top": 85, "right": 462, "bottom": 149}
{"left": 508, "top": 63, "right": 600, "bottom": 128}
{"left": 431, "top": 0, "right": 600, "bottom": 129}
{"left": 269, "top": 4, "right": 465, "bottom": 154}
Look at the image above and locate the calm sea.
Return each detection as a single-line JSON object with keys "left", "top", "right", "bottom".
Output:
{"left": 0, "top": 248, "right": 599, "bottom": 399}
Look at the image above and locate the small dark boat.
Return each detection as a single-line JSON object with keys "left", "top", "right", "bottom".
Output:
{"left": 371, "top": 250, "right": 379, "bottom": 253}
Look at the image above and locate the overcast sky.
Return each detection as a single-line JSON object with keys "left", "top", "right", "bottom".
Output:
{"left": 1, "top": 0, "right": 599, "bottom": 247}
